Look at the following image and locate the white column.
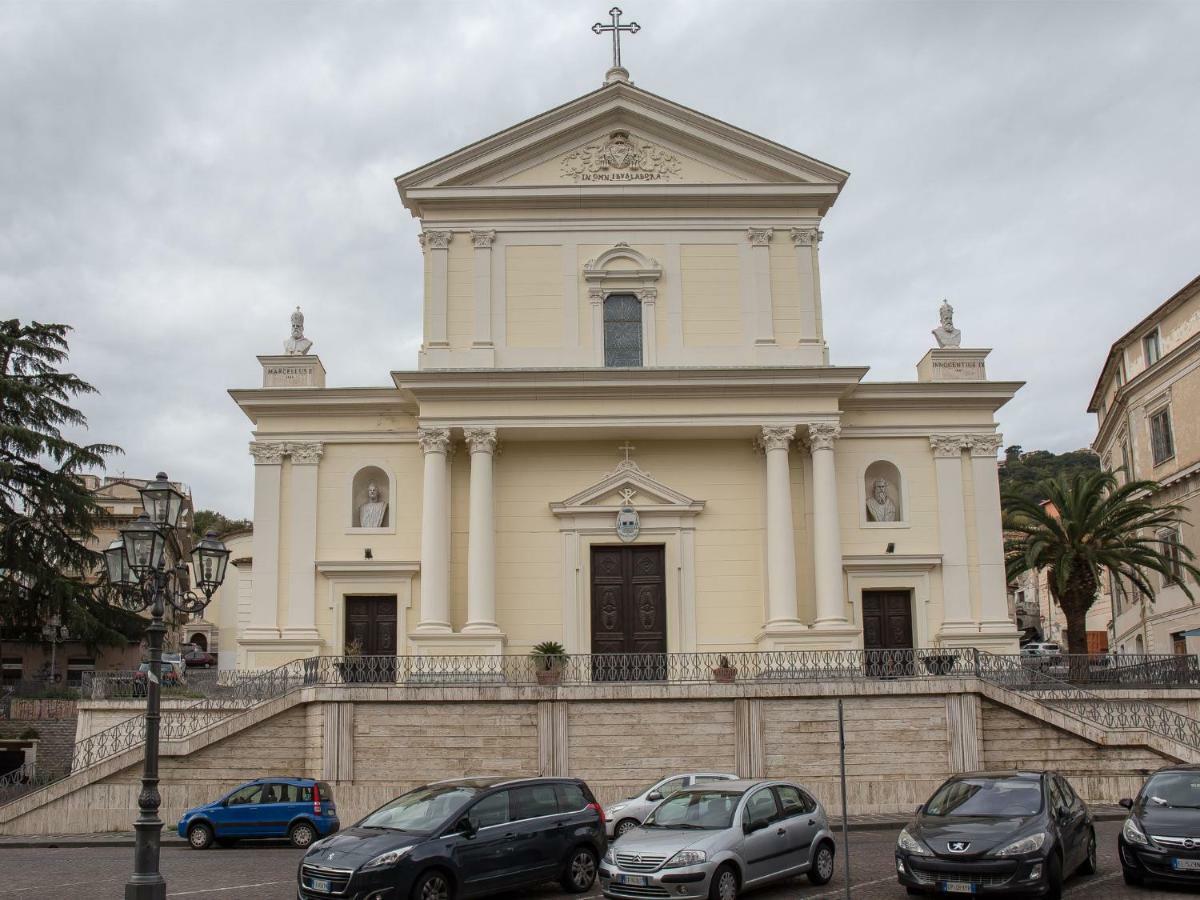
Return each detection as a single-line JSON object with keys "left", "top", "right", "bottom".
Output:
{"left": 464, "top": 427, "right": 499, "bottom": 633}
{"left": 748, "top": 228, "right": 775, "bottom": 345}
{"left": 932, "top": 434, "right": 975, "bottom": 636}
{"left": 283, "top": 441, "right": 323, "bottom": 641}
{"left": 969, "top": 434, "right": 1016, "bottom": 633}
{"left": 471, "top": 230, "right": 495, "bottom": 347}
{"left": 589, "top": 286, "right": 605, "bottom": 366}
{"left": 423, "top": 230, "right": 452, "bottom": 349}
{"left": 639, "top": 287, "right": 658, "bottom": 366}
{"left": 761, "top": 426, "right": 799, "bottom": 625}
{"left": 415, "top": 427, "right": 452, "bottom": 632}
{"left": 808, "top": 423, "right": 848, "bottom": 626}
{"left": 246, "top": 441, "right": 285, "bottom": 640}
{"left": 789, "top": 227, "right": 823, "bottom": 345}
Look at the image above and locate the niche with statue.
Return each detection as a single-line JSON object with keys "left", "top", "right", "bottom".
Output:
{"left": 863, "top": 460, "right": 904, "bottom": 525}
{"left": 351, "top": 466, "right": 390, "bottom": 529}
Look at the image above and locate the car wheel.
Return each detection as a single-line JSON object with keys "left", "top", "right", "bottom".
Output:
{"left": 1044, "top": 853, "right": 1063, "bottom": 900}
{"left": 411, "top": 870, "right": 453, "bottom": 900}
{"left": 808, "top": 840, "right": 835, "bottom": 885}
{"left": 187, "top": 822, "right": 213, "bottom": 850}
{"left": 288, "top": 821, "right": 316, "bottom": 848}
{"left": 1078, "top": 829, "right": 1097, "bottom": 875}
{"left": 614, "top": 818, "right": 639, "bottom": 839}
{"left": 559, "top": 846, "right": 598, "bottom": 893}
{"left": 708, "top": 864, "right": 739, "bottom": 900}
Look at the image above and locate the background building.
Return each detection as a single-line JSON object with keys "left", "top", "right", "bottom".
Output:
{"left": 1089, "top": 274, "right": 1200, "bottom": 655}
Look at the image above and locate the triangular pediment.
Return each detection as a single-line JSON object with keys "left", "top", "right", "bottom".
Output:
{"left": 550, "top": 459, "right": 704, "bottom": 516}
{"left": 396, "top": 81, "right": 847, "bottom": 207}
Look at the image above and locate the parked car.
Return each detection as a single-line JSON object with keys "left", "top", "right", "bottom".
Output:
{"left": 179, "top": 777, "right": 338, "bottom": 849}
{"left": 1119, "top": 763, "right": 1200, "bottom": 887}
{"left": 896, "top": 770, "right": 1095, "bottom": 898}
{"left": 605, "top": 772, "right": 740, "bottom": 839}
{"left": 297, "top": 776, "right": 605, "bottom": 899}
{"left": 132, "top": 661, "right": 185, "bottom": 695}
{"left": 1021, "top": 643, "right": 1062, "bottom": 660}
{"left": 183, "top": 647, "right": 217, "bottom": 668}
{"left": 599, "top": 778, "right": 835, "bottom": 899}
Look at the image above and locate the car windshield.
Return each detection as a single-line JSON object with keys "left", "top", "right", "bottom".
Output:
{"left": 925, "top": 778, "right": 1043, "bottom": 818}
{"left": 1143, "top": 773, "right": 1200, "bottom": 809}
{"left": 643, "top": 790, "right": 740, "bottom": 830}
{"left": 359, "top": 784, "right": 480, "bottom": 834}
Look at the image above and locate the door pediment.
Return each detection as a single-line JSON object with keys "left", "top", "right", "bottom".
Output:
{"left": 550, "top": 459, "right": 704, "bottom": 517}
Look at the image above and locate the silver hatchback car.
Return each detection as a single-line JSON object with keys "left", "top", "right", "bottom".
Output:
{"left": 599, "top": 779, "right": 836, "bottom": 900}
{"left": 605, "top": 772, "right": 740, "bottom": 839}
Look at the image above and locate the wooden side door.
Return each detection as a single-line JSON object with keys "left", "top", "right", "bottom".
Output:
{"left": 590, "top": 546, "right": 667, "bottom": 680}
{"left": 344, "top": 596, "right": 397, "bottom": 682}
{"left": 862, "top": 590, "right": 914, "bottom": 676}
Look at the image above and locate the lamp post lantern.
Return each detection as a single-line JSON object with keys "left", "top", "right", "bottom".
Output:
{"left": 103, "top": 473, "right": 228, "bottom": 900}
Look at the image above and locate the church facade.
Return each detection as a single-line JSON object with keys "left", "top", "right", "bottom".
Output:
{"left": 229, "top": 69, "right": 1021, "bottom": 669}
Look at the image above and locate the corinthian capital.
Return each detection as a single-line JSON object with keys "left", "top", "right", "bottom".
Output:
{"left": 759, "top": 425, "right": 796, "bottom": 452}
{"left": 289, "top": 441, "right": 324, "bottom": 465}
{"left": 930, "top": 434, "right": 968, "bottom": 458}
{"left": 422, "top": 230, "right": 452, "bottom": 251}
{"left": 249, "top": 441, "right": 286, "bottom": 465}
{"left": 790, "top": 227, "right": 824, "bottom": 247}
{"left": 417, "top": 427, "right": 451, "bottom": 455}
{"left": 747, "top": 227, "right": 774, "bottom": 247}
{"left": 470, "top": 230, "right": 496, "bottom": 249}
{"left": 967, "top": 434, "right": 1004, "bottom": 458}
{"left": 464, "top": 427, "right": 498, "bottom": 454}
{"left": 806, "top": 422, "right": 841, "bottom": 452}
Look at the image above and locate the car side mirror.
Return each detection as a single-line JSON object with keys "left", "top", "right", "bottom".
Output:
{"left": 456, "top": 817, "right": 477, "bottom": 838}
{"left": 1119, "top": 798, "right": 1133, "bottom": 810}
{"left": 915, "top": 804, "right": 924, "bottom": 814}
{"left": 647, "top": 791, "right": 663, "bottom": 802}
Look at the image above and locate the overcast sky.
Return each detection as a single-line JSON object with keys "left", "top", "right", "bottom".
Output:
{"left": 3, "top": 0, "right": 1198, "bottom": 518}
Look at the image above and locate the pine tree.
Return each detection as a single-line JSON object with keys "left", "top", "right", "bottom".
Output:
{"left": 0, "top": 319, "right": 142, "bottom": 645}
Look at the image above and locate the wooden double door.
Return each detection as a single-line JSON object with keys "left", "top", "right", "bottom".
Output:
{"left": 862, "top": 590, "right": 915, "bottom": 676}
{"left": 344, "top": 596, "right": 397, "bottom": 682}
{"left": 590, "top": 545, "right": 667, "bottom": 680}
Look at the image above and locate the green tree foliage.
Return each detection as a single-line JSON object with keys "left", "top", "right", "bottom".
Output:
{"left": 999, "top": 445, "right": 1101, "bottom": 506}
{"left": 1003, "top": 471, "right": 1200, "bottom": 657}
{"left": 191, "top": 508, "right": 251, "bottom": 539}
{"left": 0, "top": 320, "right": 144, "bottom": 645}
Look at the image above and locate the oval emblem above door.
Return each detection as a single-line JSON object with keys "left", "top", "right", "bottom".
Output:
{"left": 616, "top": 505, "right": 640, "bottom": 542}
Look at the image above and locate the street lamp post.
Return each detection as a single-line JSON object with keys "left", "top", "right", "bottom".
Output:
{"left": 103, "top": 473, "right": 229, "bottom": 900}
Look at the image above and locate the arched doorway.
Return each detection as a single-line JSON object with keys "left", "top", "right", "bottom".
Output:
{"left": 189, "top": 633, "right": 208, "bottom": 652}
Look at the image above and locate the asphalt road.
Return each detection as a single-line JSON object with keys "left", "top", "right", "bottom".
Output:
{"left": 0, "top": 821, "right": 1194, "bottom": 899}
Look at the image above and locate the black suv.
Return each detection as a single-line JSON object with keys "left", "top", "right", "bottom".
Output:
{"left": 297, "top": 776, "right": 606, "bottom": 900}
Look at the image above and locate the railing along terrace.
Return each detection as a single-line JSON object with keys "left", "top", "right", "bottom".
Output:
{"left": 46, "top": 648, "right": 1200, "bottom": 789}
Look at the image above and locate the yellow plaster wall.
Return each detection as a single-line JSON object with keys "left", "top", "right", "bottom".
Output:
{"left": 445, "top": 239, "right": 474, "bottom": 350}
{"left": 506, "top": 245, "right": 562, "bottom": 348}
{"left": 681, "top": 244, "right": 743, "bottom": 347}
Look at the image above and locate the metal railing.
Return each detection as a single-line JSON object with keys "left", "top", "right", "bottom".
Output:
{"left": 0, "top": 647, "right": 1188, "bottom": 812}
{"left": 0, "top": 762, "right": 54, "bottom": 805}
{"left": 1002, "top": 653, "right": 1200, "bottom": 689}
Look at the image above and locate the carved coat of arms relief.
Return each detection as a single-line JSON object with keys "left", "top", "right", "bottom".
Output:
{"left": 560, "top": 130, "right": 682, "bottom": 183}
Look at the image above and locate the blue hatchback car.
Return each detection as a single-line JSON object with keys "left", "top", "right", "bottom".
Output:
{"left": 178, "top": 777, "right": 339, "bottom": 849}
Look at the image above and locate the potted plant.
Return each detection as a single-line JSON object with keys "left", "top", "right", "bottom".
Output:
{"left": 531, "top": 641, "right": 569, "bottom": 686}
{"left": 713, "top": 655, "right": 737, "bottom": 683}
{"left": 340, "top": 638, "right": 365, "bottom": 683}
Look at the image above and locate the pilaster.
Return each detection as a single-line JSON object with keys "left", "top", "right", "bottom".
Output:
{"left": 415, "top": 427, "right": 452, "bottom": 634}
{"left": 283, "top": 441, "right": 323, "bottom": 645}
{"left": 464, "top": 427, "right": 504, "bottom": 649}
{"left": 790, "top": 227, "right": 823, "bottom": 348}
{"left": 931, "top": 434, "right": 975, "bottom": 641}
{"left": 747, "top": 227, "right": 775, "bottom": 346}
{"left": 760, "top": 425, "right": 799, "bottom": 629}
{"left": 423, "top": 229, "right": 452, "bottom": 351}
{"left": 808, "top": 423, "right": 850, "bottom": 629}
{"left": 969, "top": 434, "right": 1019, "bottom": 647}
{"left": 245, "top": 441, "right": 284, "bottom": 641}
{"left": 470, "top": 231, "right": 496, "bottom": 364}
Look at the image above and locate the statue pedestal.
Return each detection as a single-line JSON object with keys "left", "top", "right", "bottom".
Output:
{"left": 917, "top": 348, "right": 990, "bottom": 383}
{"left": 259, "top": 354, "right": 326, "bottom": 388}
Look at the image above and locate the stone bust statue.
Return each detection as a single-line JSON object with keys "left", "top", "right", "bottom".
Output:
{"left": 284, "top": 306, "right": 314, "bottom": 356}
{"left": 358, "top": 481, "right": 388, "bottom": 528}
{"left": 932, "top": 299, "right": 962, "bottom": 348}
{"left": 866, "top": 478, "right": 898, "bottom": 522}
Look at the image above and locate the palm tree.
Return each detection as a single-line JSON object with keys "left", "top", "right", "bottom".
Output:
{"left": 1003, "top": 470, "right": 1200, "bottom": 659}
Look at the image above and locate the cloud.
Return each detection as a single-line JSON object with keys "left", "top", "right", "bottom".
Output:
{"left": 2, "top": 0, "right": 1197, "bottom": 517}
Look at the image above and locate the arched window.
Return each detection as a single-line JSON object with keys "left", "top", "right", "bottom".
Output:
{"left": 604, "top": 294, "right": 643, "bottom": 367}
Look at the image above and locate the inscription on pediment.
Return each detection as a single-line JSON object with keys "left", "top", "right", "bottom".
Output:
{"left": 560, "top": 130, "right": 682, "bottom": 183}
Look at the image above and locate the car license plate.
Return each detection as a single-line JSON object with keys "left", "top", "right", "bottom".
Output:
{"left": 938, "top": 881, "right": 976, "bottom": 894}
{"left": 616, "top": 874, "right": 649, "bottom": 886}
{"left": 309, "top": 878, "right": 332, "bottom": 892}
{"left": 1173, "top": 858, "right": 1200, "bottom": 871}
